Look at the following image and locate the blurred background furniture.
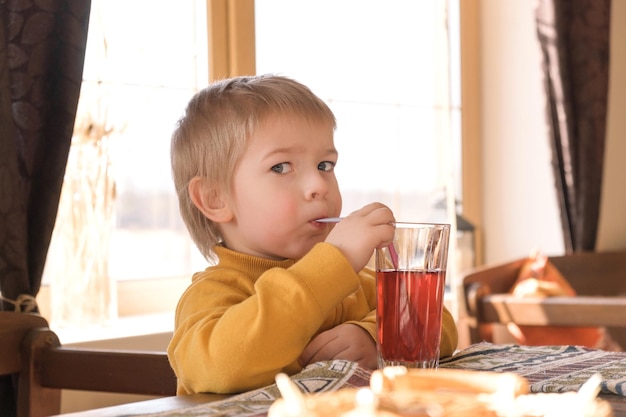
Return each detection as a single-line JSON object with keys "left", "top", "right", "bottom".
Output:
{"left": 0, "top": 311, "right": 176, "bottom": 417}
{"left": 462, "top": 251, "right": 626, "bottom": 350}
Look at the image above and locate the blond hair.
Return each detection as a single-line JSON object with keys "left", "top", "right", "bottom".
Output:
{"left": 171, "top": 74, "right": 336, "bottom": 260}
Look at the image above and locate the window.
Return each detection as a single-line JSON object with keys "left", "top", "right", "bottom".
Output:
{"left": 256, "top": 0, "right": 461, "bottom": 214}
{"left": 41, "top": 0, "right": 467, "bottom": 329}
{"left": 42, "top": 0, "right": 208, "bottom": 327}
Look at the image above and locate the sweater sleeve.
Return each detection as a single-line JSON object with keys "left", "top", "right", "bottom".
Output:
{"left": 439, "top": 305, "right": 459, "bottom": 358}
{"left": 345, "top": 268, "right": 377, "bottom": 340}
{"left": 167, "top": 243, "right": 363, "bottom": 395}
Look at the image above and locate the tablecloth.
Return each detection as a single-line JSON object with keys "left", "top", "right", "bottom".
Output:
{"left": 440, "top": 342, "right": 626, "bottom": 395}
{"left": 139, "top": 342, "right": 626, "bottom": 417}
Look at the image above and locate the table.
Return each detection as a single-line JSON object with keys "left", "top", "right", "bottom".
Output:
{"left": 55, "top": 343, "right": 626, "bottom": 417}
{"left": 53, "top": 393, "right": 229, "bottom": 417}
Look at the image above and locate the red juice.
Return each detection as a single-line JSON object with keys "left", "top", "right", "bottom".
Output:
{"left": 376, "top": 269, "right": 446, "bottom": 366}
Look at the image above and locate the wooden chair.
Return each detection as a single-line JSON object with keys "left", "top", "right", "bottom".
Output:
{"left": 0, "top": 311, "right": 176, "bottom": 417}
{"left": 0, "top": 312, "right": 49, "bottom": 416}
{"left": 462, "top": 251, "right": 626, "bottom": 348}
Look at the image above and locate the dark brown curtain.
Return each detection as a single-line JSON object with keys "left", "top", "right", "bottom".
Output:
{"left": 0, "top": 0, "right": 90, "bottom": 414}
{"left": 535, "top": 0, "right": 612, "bottom": 253}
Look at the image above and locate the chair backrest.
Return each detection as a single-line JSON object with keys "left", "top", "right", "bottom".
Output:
{"left": 0, "top": 311, "right": 177, "bottom": 417}
{"left": 462, "top": 251, "right": 626, "bottom": 347}
{"left": 0, "top": 312, "right": 51, "bottom": 417}
{"left": 0, "top": 312, "right": 49, "bottom": 376}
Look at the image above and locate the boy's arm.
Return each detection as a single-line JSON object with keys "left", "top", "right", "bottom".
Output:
{"left": 440, "top": 306, "right": 459, "bottom": 357}
{"left": 298, "top": 322, "right": 378, "bottom": 369}
{"left": 168, "top": 243, "right": 363, "bottom": 395}
{"left": 348, "top": 267, "right": 377, "bottom": 339}
{"left": 298, "top": 267, "right": 378, "bottom": 369}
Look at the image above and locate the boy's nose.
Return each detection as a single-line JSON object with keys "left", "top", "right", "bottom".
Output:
{"left": 306, "top": 173, "right": 329, "bottom": 200}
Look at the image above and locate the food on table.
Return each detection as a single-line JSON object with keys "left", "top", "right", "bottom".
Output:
{"left": 269, "top": 367, "right": 612, "bottom": 417}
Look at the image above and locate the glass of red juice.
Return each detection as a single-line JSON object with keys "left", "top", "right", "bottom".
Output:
{"left": 375, "top": 222, "right": 450, "bottom": 369}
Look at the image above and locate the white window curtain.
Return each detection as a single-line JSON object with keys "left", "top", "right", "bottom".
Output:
{"left": 43, "top": 0, "right": 208, "bottom": 328}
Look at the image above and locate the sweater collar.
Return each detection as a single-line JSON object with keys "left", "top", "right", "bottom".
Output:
{"left": 212, "top": 244, "right": 296, "bottom": 275}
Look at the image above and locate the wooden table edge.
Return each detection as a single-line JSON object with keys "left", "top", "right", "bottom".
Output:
{"left": 52, "top": 392, "right": 231, "bottom": 416}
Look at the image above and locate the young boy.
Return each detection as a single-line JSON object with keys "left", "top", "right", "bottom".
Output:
{"left": 167, "top": 74, "right": 458, "bottom": 395}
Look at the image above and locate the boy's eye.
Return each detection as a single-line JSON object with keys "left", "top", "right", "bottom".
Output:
{"left": 271, "top": 162, "right": 292, "bottom": 174}
{"left": 318, "top": 161, "right": 336, "bottom": 172}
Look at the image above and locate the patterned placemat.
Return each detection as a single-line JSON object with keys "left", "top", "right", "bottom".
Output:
{"left": 440, "top": 342, "right": 626, "bottom": 395}
{"left": 140, "top": 360, "right": 371, "bottom": 417}
{"left": 133, "top": 343, "right": 626, "bottom": 416}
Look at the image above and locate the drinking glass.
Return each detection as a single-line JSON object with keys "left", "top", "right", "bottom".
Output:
{"left": 375, "top": 222, "right": 451, "bottom": 369}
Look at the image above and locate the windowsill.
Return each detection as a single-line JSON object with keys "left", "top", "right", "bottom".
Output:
{"left": 52, "top": 312, "right": 174, "bottom": 347}
{"left": 37, "top": 276, "right": 461, "bottom": 346}
{"left": 36, "top": 276, "right": 189, "bottom": 347}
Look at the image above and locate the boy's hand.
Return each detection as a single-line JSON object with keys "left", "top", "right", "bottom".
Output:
{"left": 324, "top": 202, "right": 395, "bottom": 272}
{"left": 298, "top": 323, "right": 377, "bottom": 369}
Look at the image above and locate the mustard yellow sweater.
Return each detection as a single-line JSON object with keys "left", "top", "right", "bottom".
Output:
{"left": 167, "top": 242, "right": 458, "bottom": 395}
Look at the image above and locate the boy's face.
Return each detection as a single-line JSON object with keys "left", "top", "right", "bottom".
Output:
{"left": 221, "top": 115, "right": 342, "bottom": 260}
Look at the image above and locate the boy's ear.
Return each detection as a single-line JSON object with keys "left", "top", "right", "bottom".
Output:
{"left": 188, "top": 177, "right": 233, "bottom": 223}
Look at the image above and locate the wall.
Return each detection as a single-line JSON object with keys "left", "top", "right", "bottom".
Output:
{"left": 597, "top": 0, "right": 626, "bottom": 251}
{"left": 480, "top": 0, "right": 626, "bottom": 264}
